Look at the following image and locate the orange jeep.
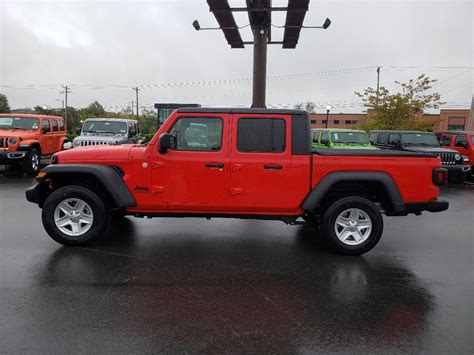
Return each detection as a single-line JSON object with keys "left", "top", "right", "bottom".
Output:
{"left": 0, "top": 114, "right": 69, "bottom": 175}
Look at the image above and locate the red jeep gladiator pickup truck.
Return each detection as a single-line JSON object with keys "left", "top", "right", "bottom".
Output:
{"left": 26, "top": 108, "right": 449, "bottom": 255}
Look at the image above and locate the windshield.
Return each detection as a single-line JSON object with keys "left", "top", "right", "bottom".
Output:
{"left": 331, "top": 131, "right": 369, "bottom": 144}
{"left": 0, "top": 117, "right": 39, "bottom": 130}
{"left": 401, "top": 133, "right": 440, "bottom": 147}
{"left": 82, "top": 120, "right": 127, "bottom": 134}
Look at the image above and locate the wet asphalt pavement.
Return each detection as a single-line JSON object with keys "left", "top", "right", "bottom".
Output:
{"left": 0, "top": 173, "right": 473, "bottom": 353}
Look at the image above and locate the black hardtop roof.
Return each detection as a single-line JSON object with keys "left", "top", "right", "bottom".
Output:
{"left": 436, "top": 130, "right": 474, "bottom": 135}
{"left": 369, "top": 130, "right": 436, "bottom": 134}
{"left": 176, "top": 107, "right": 307, "bottom": 115}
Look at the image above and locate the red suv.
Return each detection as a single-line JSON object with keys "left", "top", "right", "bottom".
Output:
{"left": 0, "top": 114, "right": 69, "bottom": 175}
{"left": 438, "top": 131, "right": 473, "bottom": 173}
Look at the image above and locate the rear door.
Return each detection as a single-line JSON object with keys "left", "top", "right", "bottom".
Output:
{"left": 229, "top": 114, "right": 306, "bottom": 213}
{"left": 40, "top": 118, "right": 53, "bottom": 155}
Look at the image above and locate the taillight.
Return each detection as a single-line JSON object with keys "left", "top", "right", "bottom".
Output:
{"left": 432, "top": 168, "right": 447, "bottom": 186}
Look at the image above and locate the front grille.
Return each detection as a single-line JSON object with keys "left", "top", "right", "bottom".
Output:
{"left": 439, "top": 152, "right": 457, "bottom": 165}
{"left": 80, "top": 141, "right": 108, "bottom": 146}
{"left": 0, "top": 137, "right": 7, "bottom": 149}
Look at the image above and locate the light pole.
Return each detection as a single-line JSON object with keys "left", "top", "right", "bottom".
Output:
{"left": 325, "top": 106, "right": 331, "bottom": 128}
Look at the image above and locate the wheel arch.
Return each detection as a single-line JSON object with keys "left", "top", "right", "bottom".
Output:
{"left": 28, "top": 164, "right": 136, "bottom": 209}
{"left": 301, "top": 171, "right": 405, "bottom": 214}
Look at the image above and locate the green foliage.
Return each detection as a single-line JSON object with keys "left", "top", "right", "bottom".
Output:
{"left": 0, "top": 94, "right": 11, "bottom": 113}
{"left": 355, "top": 74, "right": 444, "bottom": 132}
{"left": 294, "top": 102, "right": 317, "bottom": 113}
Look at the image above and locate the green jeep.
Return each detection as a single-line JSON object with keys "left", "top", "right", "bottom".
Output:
{"left": 312, "top": 128, "right": 377, "bottom": 149}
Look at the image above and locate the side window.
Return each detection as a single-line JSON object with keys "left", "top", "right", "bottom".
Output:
{"left": 51, "top": 119, "right": 58, "bottom": 132}
{"left": 369, "top": 133, "right": 377, "bottom": 144}
{"left": 237, "top": 118, "right": 286, "bottom": 153}
{"left": 377, "top": 133, "right": 389, "bottom": 145}
{"left": 441, "top": 135, "right": 452, "bottom": 146}
{"left": 42, "top": 119, "right": 51, "bottom": 133}
{"left": 312, "top": 131, "right": 320, "bottom": 142}
{"left": 454, "top": 135, "right": 467, "bottom": 147}
{"left": 320, "top": 131, "right": 329, "bottom": 143}
{"left": 169, "top": 117, "right": 223, "bottom": 151}
{"left": 129, "top": 122, "right": 137, "bottom": 136}
{"left": 388, "top": 133, "right": 400, "bottom": 146}
{"left": 58, "top": 119, "right": 65, "bottom": 131}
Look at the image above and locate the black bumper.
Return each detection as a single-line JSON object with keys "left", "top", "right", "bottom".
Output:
{"left": 0, "top": 150, "right": 27, "bottom": 164}
{"left": 405, "top": 200, "right": 449, "bottom": 214}
{"left": 387, "top": 199, "right": 449, "bottom": 216}
{"left": 25, "top": 182, "right": 42, "bottom": 205}
{"left": 443, "top": 164, "right": 470, "bottom": 176}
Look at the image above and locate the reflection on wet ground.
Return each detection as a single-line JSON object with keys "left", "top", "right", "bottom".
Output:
{"left": 0, "top": 175, "right": 473, "bottom": 353}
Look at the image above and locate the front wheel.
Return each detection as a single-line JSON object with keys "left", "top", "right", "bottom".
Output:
{"left": 22, "top": 149, "right": 40, "bottom": 176}
{"left": 321, "top": 196, "right": 383, "bottom": 255}
{"left": 42, "top": 185, "right": 109, "bottom": 246}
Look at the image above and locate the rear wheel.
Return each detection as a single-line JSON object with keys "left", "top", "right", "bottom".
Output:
{"left": 22, "top": 149, "right": 40, "bottom": 176}
{"left": 321, "top": 196, "right": 383, "bottom": 255}
{"left": 42, "top": 185, "right": 109, "bottom": 246}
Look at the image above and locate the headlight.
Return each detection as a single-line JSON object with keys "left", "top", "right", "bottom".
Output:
{"left": 73, "top": 140, "right": 81, "bottom": 147}
{"left": 454, "top": 153, "right": 461, "bottom": 161}
{"left": 7, "top": 138, "right": 18, "bottom": 146}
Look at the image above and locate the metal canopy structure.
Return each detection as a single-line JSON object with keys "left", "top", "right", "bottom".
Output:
{"left": 283, "top": 0, "right": 310, "bottom": 48}
{"left": 200, "top": 0, "right": 327, "bottom": 108}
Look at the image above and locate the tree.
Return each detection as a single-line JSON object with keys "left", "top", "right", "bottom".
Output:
{"left": 0, "top": 94, "right": 11, "bottom": 113}
{"left": 294, "top": 101, "right": 317, "bottom": 113}
{"left": 355, "top": 74, "right": 444, "bottom": 131}
{"left": 81, "top": 101, "right": 106, "bottom": 117}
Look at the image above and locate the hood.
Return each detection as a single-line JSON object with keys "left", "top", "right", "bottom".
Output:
{"left": 402, "top": 146, "right": 458, "bottom": 154}
{"left": 73, "top": 134, "right": 126, "bottom": 143}
{"left": 0, "top": 130, "right": 38, "bottom": 140}
{"left": 55, "top": 144, "right": 133, "bottom": 162}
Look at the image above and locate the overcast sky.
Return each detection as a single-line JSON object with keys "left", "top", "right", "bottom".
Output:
{"left": 0, "top": 0, "right": 472, "bottom": 113}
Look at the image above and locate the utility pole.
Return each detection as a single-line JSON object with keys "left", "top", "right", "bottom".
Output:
{"left": 468, "top": 95, "right": 473, "bottom": 131}
{"left": 60, "top": 85, "right": 72, "bottom": 128}
{"left": 131, "top": 100, "right": 134, "bottom": 114}
{"left": 132, "top": 87, "right": 140, "bottom": 120}
{"left": 376, "top": 66, "right": 381, "bottom": 105}
{"left": 252, "top": 26, "right": 268, "bottom": 108}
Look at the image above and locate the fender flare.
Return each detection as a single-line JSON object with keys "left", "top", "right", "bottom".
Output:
{"left": 18, "top": 140, "right": 40, "bottom": 151}
{"left": 26, "top": 164, "right": 136, "bottom": 208}
{"left": 301, "top": 171, "right": 405, "bottom": 213}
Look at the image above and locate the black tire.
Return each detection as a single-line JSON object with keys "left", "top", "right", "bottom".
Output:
{"left": 42, "top": 185, "right": 109, "bottom": 246}
{"left": 321, "top": 196, "right": 383, "bottom": 255}
{"left": 448, "top": 172, "right": 466, "bottom": 185}
{"left": 22, "top": 149, "right": 40, "bottom": 176}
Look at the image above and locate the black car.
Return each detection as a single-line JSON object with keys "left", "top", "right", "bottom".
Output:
{"left": 369, "top": 130, "right": 470, "bottom": 184}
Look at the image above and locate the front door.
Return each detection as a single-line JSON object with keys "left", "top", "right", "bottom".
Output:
{"left": 153, "top": 114, "right": 231, "bottom": 212}
{"left": 40, "top": 118, "right": 53, "bottom": 155}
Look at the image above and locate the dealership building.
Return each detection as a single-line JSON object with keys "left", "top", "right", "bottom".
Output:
{"left": 309, "top": 108, "right": 472, "bottom": 131}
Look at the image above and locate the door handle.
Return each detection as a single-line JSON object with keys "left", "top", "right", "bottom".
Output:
{"left": 264, "top": 164, "right": 283, "bottom": 170}
{"left": 205, "top": 163, "right": 224, "bottom": 169}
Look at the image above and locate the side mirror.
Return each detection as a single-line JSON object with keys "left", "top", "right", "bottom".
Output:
{"left": 62, "top": 142, "right": 72, "bottom": 150}
{"left": 159, "top": 133, "right": 173, "bottom": 154}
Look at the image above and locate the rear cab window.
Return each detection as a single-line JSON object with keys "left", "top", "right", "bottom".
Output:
{"left": 237, "top": 118, "right": 286, "bottom": 153}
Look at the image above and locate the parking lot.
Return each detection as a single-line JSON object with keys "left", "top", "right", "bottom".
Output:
{"left": 0, "top": 173, "right": 473, "bottom": 353}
